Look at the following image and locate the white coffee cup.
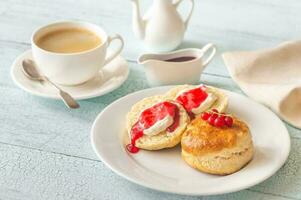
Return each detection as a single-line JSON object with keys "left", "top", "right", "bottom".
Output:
{"left": 31, "top": 21, "right": 124, "bottom": 86}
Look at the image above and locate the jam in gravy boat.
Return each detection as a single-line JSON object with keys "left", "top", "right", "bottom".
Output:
{"left": 138, "top": 43, "right": 216, "bottom": 86}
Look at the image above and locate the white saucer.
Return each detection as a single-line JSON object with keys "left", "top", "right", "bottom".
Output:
{"left": 11, "top": 50, "right": 129, "bottom": 100}
{"left": 91, "top": 86, "right": 290, "bottom": 196}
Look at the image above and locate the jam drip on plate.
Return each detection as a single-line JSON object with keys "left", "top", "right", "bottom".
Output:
{"left": 126, "top": 101, "right": 180, "bottom": 154}
{"left": 176, "top": 86, "right": 208, "bottom": 119}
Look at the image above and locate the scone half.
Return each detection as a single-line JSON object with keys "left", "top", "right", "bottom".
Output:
{"left": 126, "top": 95, "right": 189, "bottom": 150}
{"left": 181, "top": 116, "right": 254, "bottom": 175}
{"left": 164, "top": 84, "right": 228, "bottom": 115}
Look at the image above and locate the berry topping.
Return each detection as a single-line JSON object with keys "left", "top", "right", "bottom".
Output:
{"left": 166, "top": 106, "right": 180, "bottom": 132}
{"left": 139, "top": 102, "right": 177, "bottom": 128}
{"left": 126, "top": 144, "right": 139, "bottom": 153}
{"left": 201, "top": 110, "right": 234, "bottom": 128}
{"left": 211, "top": 113, "right": 218, "bottom": 119}
{"left": 224, "top": 116, "right": 233, "bottom": 127}
{"left": 214, "top": 116, "right": 225, "bottom": 127}
{"left": 219, "top": 115, "right": 226, "bottom": 121}
{"left": 201, "top": 112, "right": 210, "bottom": 120}
{"left": 131, "top": 128, "right": 144, "bottom": 144}
{"left": 176, "top": 86, "right": 208, "bottom": 113}
{"left": 127, "top": 101, "right": 180, "bottom": 154}
{"left": 208, "top": 114, "right": 218, "bottom": 125}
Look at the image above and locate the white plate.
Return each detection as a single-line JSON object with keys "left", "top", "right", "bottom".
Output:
{"left": 91, "top": 86, "right": 290, "bottom": 196}
{"left": 11, "top": 50, "right": 129, "bottom": 100}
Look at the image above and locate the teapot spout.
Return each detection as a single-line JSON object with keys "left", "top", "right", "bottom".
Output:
{"left": 131, "top": 0, "right": 145, "bottom": 40}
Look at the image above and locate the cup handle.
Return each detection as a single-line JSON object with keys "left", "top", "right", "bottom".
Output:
{"left": 103, "top": 34, "right": 124, "bottom": 66}
{"left": 201, "top": 43, "right": 217, "bottom": 67}
{"left": 173, "top": 0, "right": 194, "bottom": 29}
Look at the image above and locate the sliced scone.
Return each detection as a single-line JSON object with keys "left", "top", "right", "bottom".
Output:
{"left": 126, "top": 95, "right": 189, "bottom": 152}
{"left": 164, "top": 85, "right": 228, "bottom": 118}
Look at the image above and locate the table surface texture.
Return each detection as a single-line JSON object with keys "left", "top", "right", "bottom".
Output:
{"left": 0, "top": 0, "right": 301, "bottom": 199}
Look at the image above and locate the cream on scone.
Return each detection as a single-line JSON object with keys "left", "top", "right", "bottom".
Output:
{"left": 181, "top": 114, "right": 254, "bottom": 175}
{"left": 126, "top": 95, "right": 189, "bottom": 152}
{"left": 164, "top": 85, "right": 228, "bottom": 117}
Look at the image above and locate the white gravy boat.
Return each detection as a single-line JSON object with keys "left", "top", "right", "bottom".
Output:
{"left": 138, "top": 43, "right": 216, "bottom": 86}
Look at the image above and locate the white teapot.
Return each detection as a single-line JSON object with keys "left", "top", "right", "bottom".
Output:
{"left": 130, "top": 0, "right": 194, "bottom": 52}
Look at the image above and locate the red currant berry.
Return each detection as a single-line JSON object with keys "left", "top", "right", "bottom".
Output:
{"left": 219, "top": 115, "right": 226, "bottom": 121}
{"left": 208, "top": 114, "right": 218, "bottom": 125}
{"left": 211, "top": 113, "right": 218, "bottom": 119}
{"left": 201, "top": 112, "right": 210, "bottom": 120}
{"left": 214, "top": 116, "right": 225, "bottom": 127}
{"left": 211, "top": 109, "right": 219, "bottom": 113}
{"left": 225, "top": 116, "right": 233, "bottom": 127}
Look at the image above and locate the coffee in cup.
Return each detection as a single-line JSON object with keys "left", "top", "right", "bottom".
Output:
{"left": 36, "top": 27, "right": 102, "bottom": 54}
{"left": 31, "top": 21, "right": 124, "bottom": 86}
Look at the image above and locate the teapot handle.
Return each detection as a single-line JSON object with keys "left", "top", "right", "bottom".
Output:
{"left": 173, "top": 0, "right": 194, "bottom": 29}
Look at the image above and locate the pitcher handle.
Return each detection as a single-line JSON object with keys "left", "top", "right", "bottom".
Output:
{"left": 201, "top": 43, "right": 217, "bottom": 67}
{"left": 173, "top": 0, "right": 194, "bottom": 29}
{"left": 104, "top": 34, "right": 124, "bottom": 66}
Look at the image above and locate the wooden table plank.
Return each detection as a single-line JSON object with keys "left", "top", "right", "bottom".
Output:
{"left": 0, "top": 141, "right": 299, "bottom": 200}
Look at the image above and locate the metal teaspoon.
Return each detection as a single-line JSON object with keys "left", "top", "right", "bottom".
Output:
{"left": 22, "top": 59, "right": 80, "bottom": 109}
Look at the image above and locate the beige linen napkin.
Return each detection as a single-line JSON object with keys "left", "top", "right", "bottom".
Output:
{"left": 223, "top": 41, "right": 301, "bottom": 128}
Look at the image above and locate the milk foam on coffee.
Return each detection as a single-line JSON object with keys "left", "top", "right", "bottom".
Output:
{"left": 36, "top": 27, "right": 102, "bottom": 53}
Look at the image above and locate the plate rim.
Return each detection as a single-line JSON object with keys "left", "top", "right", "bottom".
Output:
{"left": 10, "top": 49, "right": 129, "bottom": 100}
{"left": 90, "top": 86, "right": 291, "bottom": 196}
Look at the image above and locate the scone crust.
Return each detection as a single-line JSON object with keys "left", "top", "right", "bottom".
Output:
{"left": 181, "top": 146, "right": 254, "bottom": 175}
{"left": 181, "top": 117, "right": 254, "bottom": 175}
{"left": 126, "top": 96, "right": 189, "bottom": 150}
{"left": 164, "top": 85, "right": 228, "bottom": 114}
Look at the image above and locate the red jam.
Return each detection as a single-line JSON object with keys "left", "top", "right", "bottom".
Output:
{"left": 176, "top": 86, "right": 208, "bottom": 118}
{"left": 127, "top": 101, "right": 180, "bottom": 154}
{"left": 126, "top": 144, "right": 139, "bottom": 153}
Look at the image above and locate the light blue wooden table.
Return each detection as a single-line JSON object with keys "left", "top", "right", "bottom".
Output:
{"left": 1, "top": 0, "right": 301, "bottom": 199}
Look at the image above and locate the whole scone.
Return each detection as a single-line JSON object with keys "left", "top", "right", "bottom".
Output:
{"left": 126, "top": 95, "right": 189, "bottom": 150}
{"left": 164, "top": 85, "right": 228, "bottom": 115}
{"left": 181, "top": 115, "right": 254, "bottom": 175}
